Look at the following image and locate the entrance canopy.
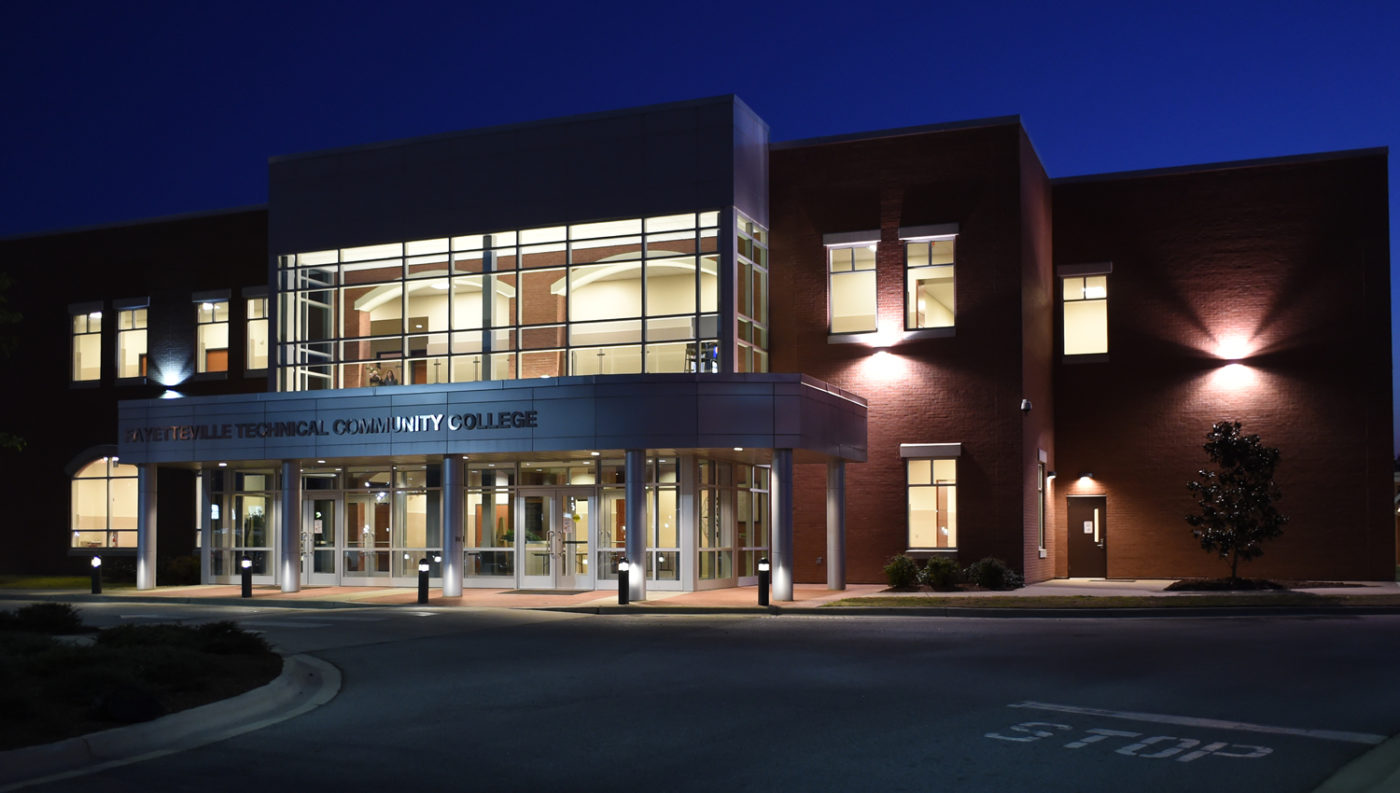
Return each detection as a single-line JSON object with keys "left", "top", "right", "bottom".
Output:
{"left": 117, "top": 373, "right": 867, "bottom": 465}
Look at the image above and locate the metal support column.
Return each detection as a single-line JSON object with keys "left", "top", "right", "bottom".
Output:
{"left": 625, "top": 449, "right": 647, "bottom": 602}
{"left": 826, "top": 459, "right": 847, "bottom": 590}
{"left": 771, "top": 449, "right": 794, "bottom": 601}
{"left": 280, "top": 460, "right": 301, "bottom": 593}
{"left": 441, "top": 455, "right": 464, "bottom": 597}
{"left": 136, "top": 465, "right": 157, "bottom": 590}
{"left": 199, "top": 469, "right": 213, "bottom": 585}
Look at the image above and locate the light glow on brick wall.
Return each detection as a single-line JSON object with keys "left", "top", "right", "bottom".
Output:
{"left": 1214, "top": 334, "right": 1254, "bottom": 361}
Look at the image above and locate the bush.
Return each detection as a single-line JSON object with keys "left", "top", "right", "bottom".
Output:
{"left": 965, "top": 557, "right": 1024, "bottom": 591}
{"left": 97, "top": 621, "right": 269, "bottom": 655}
{"left": 921, "top": 557, "right": 962, "bottom": 590}
{"left": 883, "top": 554, "right": 921, "bottom": 589}
{"left": 160, "top": 554, "right": 202, "bottom": 586}
{"left": 0, "top": 603, "right": 84, "bottom": 634}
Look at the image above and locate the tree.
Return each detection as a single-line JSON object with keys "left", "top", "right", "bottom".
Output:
{"left": 1186, "top": 421, "right": 1287, "bottom": 580}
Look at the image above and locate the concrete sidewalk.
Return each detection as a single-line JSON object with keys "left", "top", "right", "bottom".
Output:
{"left": 3, "top": 577, "right": 1398, "bottom": 614}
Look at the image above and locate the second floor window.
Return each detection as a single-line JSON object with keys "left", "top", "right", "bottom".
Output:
{"left": 197, "top": 299, "right": 230, "bottom": 373}
{"left": 1063, "top": 274, "right": 1108, "bottom": 355}
{"left": 246, "top": 296, "right": 269, "bottom": 371}
{"left": 116, "top": 306, "right": 147, "bottom": 379}
{"left": 827, "top": 241, "right": 877, "bottom": 334}
{"left": 904, "top": 236, "right": 955, "bottom": 329}
{"left": 71, "top": 308, "right": 102, "bottom": 382}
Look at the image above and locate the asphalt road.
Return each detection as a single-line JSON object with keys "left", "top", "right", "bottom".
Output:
{"left": 15, "top": 602, "right": 1400, "bottom": 793}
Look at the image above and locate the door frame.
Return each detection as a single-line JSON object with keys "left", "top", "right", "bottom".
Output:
{"left": 302, "top": 494, "right": 342, "bottom": 586}
{"left": 516, "top": 486, "right": 595, "bottom": 591}
{"left": 1066, "top": 494, "right": 1108, "bottom": 578}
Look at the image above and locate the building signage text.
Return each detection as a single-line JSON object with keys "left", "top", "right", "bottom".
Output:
{"left": 125, "top": 410, "right": 539, "bottom": 444}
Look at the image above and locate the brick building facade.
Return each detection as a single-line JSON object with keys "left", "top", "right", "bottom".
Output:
{"left": 0, "top": 97, "right": 1390, "bottom": 589}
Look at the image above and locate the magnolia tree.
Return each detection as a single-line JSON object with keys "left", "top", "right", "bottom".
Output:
{"left": 1185, "top": 421, "right": 1288, "bottom": 580}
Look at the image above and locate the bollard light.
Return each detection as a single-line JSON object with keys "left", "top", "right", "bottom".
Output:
{"left": 90, "top": 555, "right": 102, "bottom": 595}
{"left": 757, "top": 557, "right": 771, "bottom": 607}
{"left": 240, "top": 555, "right": 253, "bottom": 598}
{"left": 417, "top": 557, "right": 430, "bottom": 604}
{"left": 617, "top": 558, "right": 631, "bottom": 606}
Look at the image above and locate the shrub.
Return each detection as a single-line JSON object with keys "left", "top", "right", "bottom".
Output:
{"left": 0, "top": 603, "right": 85, "bottom": 634}
{"left": 97, "top": 621, "right": 269, "bottom": 655}
{"left": 921, "top": 557, "right": 962, "bottom": 591}
{"left": 965, "top": 557, "right": 1024, "bottom": 591}
{"left": 883, "top": 554, "right": 921, "bottom": 589}
{"left": 160, "top": 554, "right": 202, "bottom": 586}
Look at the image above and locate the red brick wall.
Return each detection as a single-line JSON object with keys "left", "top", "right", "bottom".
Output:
{"left": 772, "top": 122, "right": 1046, "bottom": 584}
{"left": 0, "top": 210, "right": 270, "bottom": 575}
{"left": 1052, "top": 153, "right": 1393, "bottom": 580}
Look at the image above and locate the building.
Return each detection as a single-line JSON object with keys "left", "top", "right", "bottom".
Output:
{"left": 0, "top": 96, "right": 1391, "bottom": 596}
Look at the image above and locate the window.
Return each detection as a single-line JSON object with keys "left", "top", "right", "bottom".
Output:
{"left": 903, "top": 235, "right": 955, "bottom": 329}
{"left": 71, "top": 308, "right": 102, "bottom": 382}
{"left": 1037, "top": 460, "right": 1047, "bottom": 553}
{"left": 826, "top": 238, "right": 877, "bottom": 334}
{"left": 1062, "top": 272, "right": 1108, "bottom": 356}
{"left": 246, "top": 296, "right": 269, "bottom": 370}
{"left": 907, "top": 458, "right": 957, "bottom": 549}
{"left": 116, "top": 305, "right": 147, "bottom": 379}
{"left": 276, "top": 212, "right": 722, "bottom": 390}
{"left": 71, "top": 457, "right": 138, "bottom": 549}
{"left": 196, "top": 299, "right": 230, "bottom": 373}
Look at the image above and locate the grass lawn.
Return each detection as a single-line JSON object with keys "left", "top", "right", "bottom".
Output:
{"left": 0, "top": 575, "right": 93, "bottom": 590}
{"left": 824, "top": 592, "right": 1400, "bottom": 609}
{"left": 0, "top": 603, "right": 282, "bottom": 751}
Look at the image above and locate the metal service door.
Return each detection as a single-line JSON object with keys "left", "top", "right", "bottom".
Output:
{"left": 1067, "top": 496, "right": 1107, "bottom": 578}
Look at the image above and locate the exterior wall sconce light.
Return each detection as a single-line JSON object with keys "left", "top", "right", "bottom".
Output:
{"left": 1078, "top": 472, "right": 1095, "bottom": 480}
{"left": 618, "top": 559, "right": 631, "bottom": 606}
{"left": 418, "top": 558, "right": 431, "bottom": 604}
{"left": 90, "top": 555, "right": 102, "bottom": 595}
{"left": 1020, "top": 399, "right": 1032, "bottom": 413}
{"left": 757, "top": 557, "right": 771, "bottom": 607}
{"left": 240, "top": 555, "right": 253, "bottom": 598}
{"left": 1046, "top": 471, "right": 1056, "bottom": 480}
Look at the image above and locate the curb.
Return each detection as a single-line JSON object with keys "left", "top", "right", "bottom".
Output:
{"left": 1312, "top": 733, "right": 1400, "bottom": 793}
{"left": 0, "top": 591, "right": 376, "bottom": 610}
{"left": 5, "top": 591, "right": 1400, "bottom": 619}
{"left": 0, "top": 653, "right": 341, "bottom": 791}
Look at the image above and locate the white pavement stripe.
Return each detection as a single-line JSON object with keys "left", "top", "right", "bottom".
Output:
{"left": 1008, "top": 701, "right": 1387, "bottom": 746}
{"left": 242, "top": 621, "right": 330, "bottom": 629}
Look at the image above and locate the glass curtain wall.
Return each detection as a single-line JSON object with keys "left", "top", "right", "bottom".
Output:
{"left": 277, "top": 213, "right": 722, "bottom": 390}
{"left": 344, "top": 465, "right": 441, "bottom": 580}
{"left": 209, "top": 469, "right": 275, "bottom": 578}
{"left": 735, "top": 213, "right": 769, "bottom": 372}
{"left": 465, "top": 464, "right": 516, "bottom": 581}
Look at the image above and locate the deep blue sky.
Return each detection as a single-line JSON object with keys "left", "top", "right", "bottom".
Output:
{"left": 2, "top": 0, "right": 1396, "bottom": 445}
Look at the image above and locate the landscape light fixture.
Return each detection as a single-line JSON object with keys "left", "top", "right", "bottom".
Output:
{"left": 90, "top": 555, "right": 102, "bottom": 595}
{"left": 240, "top": 555, "right": 253, "bottom": 598}
{"left": 418, "top": 558, "right": 430, "bottom": 604}
{"left": 757, "top": 557, "right": 771, "bottom": 607}
{"left": 618, "top": 559, "right": 631, "bottom": 606}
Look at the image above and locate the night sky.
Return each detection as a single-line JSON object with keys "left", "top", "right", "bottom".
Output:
{"left": 2, "top": 0, "right": 1397, "bottom": 445}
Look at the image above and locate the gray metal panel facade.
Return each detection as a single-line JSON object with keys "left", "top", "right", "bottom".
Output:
{"left": 118, "top": 374, "right": 866, "bottom": 465}
{"left": 269, "top": 96, "right": 770, "bottom": 254}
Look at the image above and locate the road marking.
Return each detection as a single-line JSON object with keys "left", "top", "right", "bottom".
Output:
{"left": 986, "top": 721, "right": 1274, "bottom": 762}
{"left": 241, "top": 620, "right": 331, "bottom": 629}
{"left": 1009, "top": 701, "right": 1385, "bottom": 745}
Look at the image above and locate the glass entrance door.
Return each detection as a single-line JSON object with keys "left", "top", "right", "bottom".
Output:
{"left": 303, "top": 496, "right": 340, "bottom": 585}
{"left": 518, "top": 488, "right": 593, "bottom": 590}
